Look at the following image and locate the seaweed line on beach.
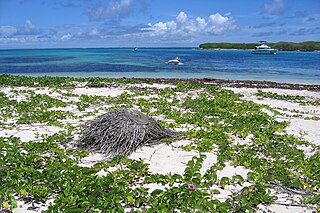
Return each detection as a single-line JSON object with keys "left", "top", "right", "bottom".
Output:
{"left": 130, "top": 77, "right": 320, "bottom": 91}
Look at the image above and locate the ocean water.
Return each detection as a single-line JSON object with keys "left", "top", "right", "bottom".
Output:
{"left": 0, "top": 48, "right": 319, "bottom": 84}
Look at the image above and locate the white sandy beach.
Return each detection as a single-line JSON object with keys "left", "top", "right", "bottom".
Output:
{"left": 1, "top": 81, "right": 319, "bottom": 213}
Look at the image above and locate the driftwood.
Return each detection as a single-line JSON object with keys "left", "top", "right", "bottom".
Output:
{"left": 78, "top": 108, "right": 174, "bottom": 156}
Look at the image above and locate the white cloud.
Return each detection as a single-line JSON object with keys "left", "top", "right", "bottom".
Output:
{"left": 263, "top": 0, "right": 286, "bottom": 15}
{"left": 9, "top": 20, "right": 38, "bottom": 35}
{"left": 0, "top": 26, "right": 18, "bottom": 35}
{"left": 61, "top": 33, "right": 72, "bottom": 41}
{"left": 142, "top": 11, "right": 236, "bottom": 40}
{"left": 176, "top": 11, "right": 188, "bottom": 24}
{"left": 0, "top": 35, "right": 56, "bottom": 46}
{"left": 73, "top": 27, "right": 103, "bottom": 39}
{"left": 24, "top": 20, "right": 35, "bottom": 33}
{"left": 109, "top": 0, "right": 131, "bottom": 14}
{"left": 88, "top": 28, "right": 99, "bottom": 36}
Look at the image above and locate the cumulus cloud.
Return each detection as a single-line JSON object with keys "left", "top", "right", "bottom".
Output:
{"left": 263, "top": 0, "right": 286, "bottom": 15}
{"left": 0, "top": 20, "right": 70, "bottom": 46}
{"left": 88, "top": 28, "right": 99, "bottom": 36}
{"left": 74, "top": 27, "right": 102, "bottom": 39}
{"left": 24, "top": 20, "right": 36, "bottom": 34}
{"left": 142, "top": 11, "right": 236, "bottom": 40}
{"left": 61, "top": 33, "right": 72, "bottom": 41}
{"left": 0, "top": 34, "right": 57, "bottom": 46}
{"left": 0, "top": 26, "right": 18, "bottom": 36}
{"left": 0, "top": 20, "right": 37, "bottom": 37}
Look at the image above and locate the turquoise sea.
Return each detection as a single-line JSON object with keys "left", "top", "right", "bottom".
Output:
{"left": 0, "top": 48, "right": 319, "bottom": 84}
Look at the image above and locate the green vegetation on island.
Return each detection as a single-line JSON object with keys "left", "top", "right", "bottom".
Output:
{"left": 199, "top": 41, "right": 320, "bottom": 51}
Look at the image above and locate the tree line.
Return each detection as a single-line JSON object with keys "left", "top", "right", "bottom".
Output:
{"left": 199, "top": 41, "right": 320, "bottom": 51}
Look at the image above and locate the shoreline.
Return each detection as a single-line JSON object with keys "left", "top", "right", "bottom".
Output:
{"left": 197, "top": 48, "right": 320, "bottom": 52}
{"left": 1, "top": 74, "right": 320, "bottom": 91}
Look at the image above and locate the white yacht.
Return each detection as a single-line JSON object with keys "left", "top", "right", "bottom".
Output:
{"left": 252, "top": 41, "right": 278, "bottom": 54}
{"left": 166, "top": 56, "right": 182, "bottom": 65}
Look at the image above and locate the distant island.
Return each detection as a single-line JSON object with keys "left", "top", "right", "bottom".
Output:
{"left": 199, "top": 41, "right": 320, "bottom": 51}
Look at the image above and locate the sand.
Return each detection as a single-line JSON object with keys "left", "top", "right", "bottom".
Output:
{"left": 1, "top": 81, "right": 318, "bottom": 213}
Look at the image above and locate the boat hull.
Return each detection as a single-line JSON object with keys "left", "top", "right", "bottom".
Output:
{"left": 251, "top": 49, "right": 278, "bottom": 54}
{"left": 167, "top": 59, "right": 180, "bottom": 64}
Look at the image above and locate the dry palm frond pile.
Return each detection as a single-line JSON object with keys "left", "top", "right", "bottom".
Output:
{"left": 78, "top": 108, "right": 175, "bottom": 156}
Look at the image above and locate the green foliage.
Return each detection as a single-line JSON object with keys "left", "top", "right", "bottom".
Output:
{"left": 0, "top": 89, "right": 73, "bottom": 126}
{"left": 199, "top": 42, "right": 256, "bottom": 49}
{"left": 257, "top": 90, "right": 320, "bottom": 106}
{"left": 227, "top": 184, "right": 278, "bottom": 212}
{"left": 0, "top": 74, "right": 79, "bottom": 87}
{"left": 0, "top": 75, "right": 319, "bottom": 212}
{"left": 272, "top": 41, "right": 320, "bottom": 51}
{"left": 0, "top": 74, "right": 140, "bottom": 88}
{"left": 199, "top": 41, "right": 320, "bottom": 51}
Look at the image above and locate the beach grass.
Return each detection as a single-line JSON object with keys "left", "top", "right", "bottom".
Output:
{"left": 0, "top": 75, "right": 319, "bottom": 212}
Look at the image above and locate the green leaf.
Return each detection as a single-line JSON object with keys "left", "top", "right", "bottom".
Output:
{"left": 64, "top": 206, "right": 84, "bottom": 213}
{"left": 220, "top": 177, "right": 230, "bottom": 188}
{"left": 232, "top": 174, "right": 245, "bottom": 184}
{"left": 151, "top": 189, "right": 163, "bottom": 196}
{"left": 135, "top": 197, "right": 142, "bottom": 207}
{"left": 218, "top": 207, "right": 227, "bottom": 213}
{"left": 212, "top": 189, "right": 220, "bottom": 194}
{"left": 2, "top": 202, "right": 10, "bottom": 210}
{"left": 20, "top": 189, "right": 28, "bottom": 197}
{"left": 127, "top": 196, "right": 134, "bottom": 204}
{"left": 81, "top": 201, "right": 91, "bottom": 207}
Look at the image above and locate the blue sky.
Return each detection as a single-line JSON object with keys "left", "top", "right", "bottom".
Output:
{"left": 0, "top": 0, "right": 319, "bottom": 48}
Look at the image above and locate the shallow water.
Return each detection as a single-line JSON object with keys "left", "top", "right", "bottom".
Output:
{"left": 0, "top": 48, "right": 319, "bottom": 84}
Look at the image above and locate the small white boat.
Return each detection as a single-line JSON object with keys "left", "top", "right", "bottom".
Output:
{"left": 252, "top": 41, "right": 278, "bottom": 54}
{"left": 166, "top": 56, "right": 183, "bottom": 65}
{"left": 133, "top": 47, "right": 138, "bottom": 51}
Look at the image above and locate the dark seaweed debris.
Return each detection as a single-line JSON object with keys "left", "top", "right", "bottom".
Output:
{"left": 130, "top": 77, "right": 320, "bottom": 91}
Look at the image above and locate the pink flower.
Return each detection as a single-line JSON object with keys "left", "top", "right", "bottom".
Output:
{"left": 188, "top": 184, "right": 196, "bottom": 190}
